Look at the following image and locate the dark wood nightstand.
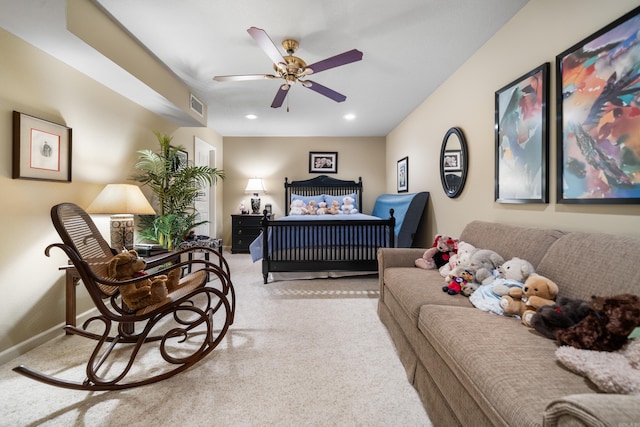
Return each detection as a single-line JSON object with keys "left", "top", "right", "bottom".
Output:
{"left": 231, "top": 214, "right": 270, "bottom": 253}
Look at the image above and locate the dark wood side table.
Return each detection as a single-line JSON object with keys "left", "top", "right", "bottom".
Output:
{"left": 60, "top": 251, "right": 178, "bottom": 334}
{"left": 231, "top": 214, "right": 270, "bottom": 253}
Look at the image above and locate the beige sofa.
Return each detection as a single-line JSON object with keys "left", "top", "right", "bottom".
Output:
{"left": 377, "top": 220, "right": 640, "bottom": 427}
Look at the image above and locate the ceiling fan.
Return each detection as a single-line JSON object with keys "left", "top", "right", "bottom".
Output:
{"left": 213, "top": 27, "right": 363, "bottom": 108}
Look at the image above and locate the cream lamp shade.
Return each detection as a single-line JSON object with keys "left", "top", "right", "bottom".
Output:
{"left": 245, "top": 178, "right": 266, "bottom": 214}
{"left": 86, "top": 184, "right": 155, "bottom": 252}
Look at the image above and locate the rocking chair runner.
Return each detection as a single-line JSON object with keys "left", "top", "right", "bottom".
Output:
{"left": 13, "top": 203, "right": 235, "bottom": 390}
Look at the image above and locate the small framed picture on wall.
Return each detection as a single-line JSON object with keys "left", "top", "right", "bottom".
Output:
{"left": 309, "top": 151, "right": 338, "bottom": 174}
{"left": 397, "top": 156, "right": 408, "bottom": 193}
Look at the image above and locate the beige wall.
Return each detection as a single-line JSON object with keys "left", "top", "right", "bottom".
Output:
{"left": 222, "top": 136, "right": 386, "bottom": 247}
{"left": 387, "top": 0, "right": 640, "bottom": 247}
{"left": 0, "top": 29, "right": 222, "bottom": 360}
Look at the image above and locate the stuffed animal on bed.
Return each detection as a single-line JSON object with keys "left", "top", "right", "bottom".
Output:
{"left": 289, "top": 199, "right": 306, "bottom": 215}
{"left": 327, "top": 200, "right": 341, "bottom": 215}
{"left": 306, "top": 200, "right": 318, "bottom": 215}
{"left": 415, "top": 234, "right": 458, "bottom": 270}
{"left": 341, "top": 196, "right": 358, "bottom": 214}
{"left": 316, "top": 201, "right": 328, "bottom": 215}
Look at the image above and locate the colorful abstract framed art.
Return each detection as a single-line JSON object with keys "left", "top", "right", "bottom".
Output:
{"left": 495, "top": 63, "right": 550, "bottom": 203}
{"left": 12, "top": 111, "right": 72, "bottom": 182}
{"left": 556, "top": 6, "right": 640, "bottom": 204}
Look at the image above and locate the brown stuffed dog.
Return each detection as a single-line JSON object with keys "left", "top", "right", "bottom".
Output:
{"left": 108, "top": 250, "right": 171, "bottom": 311}
{"left": 556, "top": 294, "right": 640, "bottom": 352}
{"left": 499, "top": 273, "right": 558, "bottom": 326}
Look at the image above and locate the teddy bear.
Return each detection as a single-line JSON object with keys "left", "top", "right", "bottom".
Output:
{"left": 499, "top": 273, "right": 558, "bottom": 326}
{"left": 415, "top": 234, "right": 458, "bottom": 270}
{"left": 556, "top": 293, "right": 640, "bottom": 352}
{"left": 467, "top": 257, "right": 535, "bottom": 313}
{"left": 341, "top": 195, "right": 358, "bottom": 214}
{"left": 289, "top": 199, "right": 306, "bottom": 215}
{"left": 306, "top": 199, "right": 318, "bottom": 215}
{"left": 453, "top": 249, "right": 505, "bottom": 296}
{"left": 442, "top": 269, "right": 474, "bottom": 295}
{"left": 316, "top": 201, "right": 328, "bottom": 215}
{"left": 439, "top": 241, "right": 476, "bottom": 278}
{"left": 529, "top": 296, "right": 592, "bottom": 340}
{"left": 327, "top": 200, "right": 341, "bottom": 215}
{"left": 108, "top": 250, "right": 171, "bottom": 311}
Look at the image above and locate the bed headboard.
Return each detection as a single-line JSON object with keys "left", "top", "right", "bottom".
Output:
{"left": 284, "top": 175, "right": 363, "bottom": 213}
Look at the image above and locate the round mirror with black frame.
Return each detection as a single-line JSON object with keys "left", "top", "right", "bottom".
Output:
{"left": 439, "top": 127, "right": 468, "bottom": 198}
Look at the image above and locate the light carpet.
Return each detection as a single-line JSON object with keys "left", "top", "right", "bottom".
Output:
{"left": 0, "top": 252, "right": 431, "bottom": 427}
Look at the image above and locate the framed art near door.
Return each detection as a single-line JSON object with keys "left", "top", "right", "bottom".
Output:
{"left": 495, "top": 63, "right": 550, "bottom": 203}
{"left": 556, "top": 6, "right": 640, "bottom": 204}
{"left": 12, "top": 111, "right": 72, "bottom": 182}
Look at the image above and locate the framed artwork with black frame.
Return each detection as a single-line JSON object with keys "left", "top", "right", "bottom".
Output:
{"left": 309, "top": 151, "right": 338, "bottom": 174}
{"left": 12, "top": 111, "right": 72, "bottom": 182}
{"left": 397, "top": 156, "right": 408, "bottom": 193}
{"left": 556, "top": 6, "right": 640, "bottom": 204}
{"left": 495, "top": 63, "right": 550, "bottom": 203}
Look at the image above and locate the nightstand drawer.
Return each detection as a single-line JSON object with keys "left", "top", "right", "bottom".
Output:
{"left": 231, "top": 214, "right": 270, "bottom": 253}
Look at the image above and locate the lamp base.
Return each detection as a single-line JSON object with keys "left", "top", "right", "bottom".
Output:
{"left": 110, "top": 214, "right": 134, "bottom": 252}
{"left": 251, "top": 195, "right": 261, "bottom": 215}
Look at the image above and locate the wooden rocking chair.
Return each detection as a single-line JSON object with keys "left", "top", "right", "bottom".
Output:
{"left": 13, "top": 203, "right": 235, "bottom": 390}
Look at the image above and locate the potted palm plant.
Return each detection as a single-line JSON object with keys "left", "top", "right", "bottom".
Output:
{"left": 132, "top": 131, "right": 224, "bottom": 250}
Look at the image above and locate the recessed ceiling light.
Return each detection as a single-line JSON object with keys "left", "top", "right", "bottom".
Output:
{"left": 344, "top": 113, "right": 356, "bottom": 121}
{"left": 245, "top": 114, "right": 258, "bottom": 120}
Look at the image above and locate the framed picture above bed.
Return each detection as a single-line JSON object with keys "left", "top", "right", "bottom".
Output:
{"left": 309, "top": 151, "right": 338, "bottom": 174}
{"left": 397, "top": 156, "right": 408, "bottom": 193}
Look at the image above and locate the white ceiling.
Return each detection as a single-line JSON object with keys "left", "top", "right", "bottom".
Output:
{"left": 1, "top": 0, "right": 529, "bottom": 137}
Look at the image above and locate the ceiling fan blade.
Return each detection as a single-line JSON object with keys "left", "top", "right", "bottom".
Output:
{"left": 302, "top": 80, "right": 347, "bottom": 103}
{"left": 303, "top": 49, "right": 363, "bottom": 75}
{"left": 271, "top": 85, "right": 290, "bottom": 108}
{"left": 247, "top": 27, "right": 287, "bottom": 66}
{"left": 213, "top": 74, "right": 278, "bottom": 82}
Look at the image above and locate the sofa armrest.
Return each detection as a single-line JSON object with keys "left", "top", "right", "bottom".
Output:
{"left": 544, "top": 393, "right": 640, "bottom": 426}
{"left": 377, "top": 248, "right": 426, "bottom": 294}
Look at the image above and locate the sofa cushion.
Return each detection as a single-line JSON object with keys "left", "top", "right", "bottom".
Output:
{"left": 417, "top": 304, "right": 598, "bottom": 426}
{"left": 536, "top": 232, "right": 640, "bottom": 301}
{"left": 383, "top": 267, "right": 472, "bottom": 326}
{"left": 459, "top": 221, "right": 565, "bottom": 269}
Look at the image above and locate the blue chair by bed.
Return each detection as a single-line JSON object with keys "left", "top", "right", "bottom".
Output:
{"left": 371, "top": 192, "right": 429, "bottom": 248}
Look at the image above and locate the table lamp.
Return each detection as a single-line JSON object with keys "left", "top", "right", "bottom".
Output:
{"left": 245, "top": 178, "right": 266, "bottom": 214}
{"left": 86, "top": 184, "right": 156, "bottom": 252}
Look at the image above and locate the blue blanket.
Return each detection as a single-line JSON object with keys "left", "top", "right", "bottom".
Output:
{"left": 468, "top": 278, "right": 525, "bottom": 316}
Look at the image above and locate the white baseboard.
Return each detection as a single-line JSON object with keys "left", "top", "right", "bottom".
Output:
{"left": 0, "top": 307, "right": 98, "bottom": 366}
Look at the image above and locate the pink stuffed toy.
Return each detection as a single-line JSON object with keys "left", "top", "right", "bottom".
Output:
{"left": 415, "top": 234, "right": 458, "bottom": 270}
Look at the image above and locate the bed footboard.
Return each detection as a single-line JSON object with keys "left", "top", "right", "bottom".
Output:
{"left": 260, "top": 214, "right": 395, "bottom": 284}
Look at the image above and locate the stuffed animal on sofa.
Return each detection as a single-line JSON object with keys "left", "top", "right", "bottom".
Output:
{"left": 555, "top": 338, "right": 640, "bottom": 394}
{"left": 341, "top": 196, "right": 358, "bottom": 214}
{"left": 499, "top": 273, "right": 558, "bottom": 326}
{"left": 556, "top": 294, "right": 640, "bottom": 352}
{"left": 467, "top": 257, "right": 534, "bottom": 313}
{"left": 442, "top": 269, "right": 474, "bottom": 295}
{"left": 455, "top": 249, "right": 505, "bottom": 295}
{"left": 529, "top": 296, "right": 592, "bottom": 340}
{"left": 440, "top": 241, "right": 477, "bottom": 278}
{"left": 108, "top": 250, "right": 171, "bottom": 311}
{"left": 415, "top": 234, "right": 458, "bottom": 270}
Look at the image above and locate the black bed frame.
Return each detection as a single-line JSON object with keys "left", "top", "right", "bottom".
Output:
{"left": 259, "top": 175, "right": 395, "bottom": 284}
